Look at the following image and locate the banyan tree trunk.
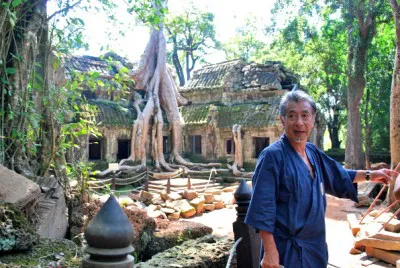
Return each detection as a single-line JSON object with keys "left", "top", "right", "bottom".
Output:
{"left": 230, "top": 124, "right": 243, "bottom": 176}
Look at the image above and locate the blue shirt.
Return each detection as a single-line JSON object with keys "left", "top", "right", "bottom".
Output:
{"left": 245, "top": 135, "right": 358, "bottom": 267}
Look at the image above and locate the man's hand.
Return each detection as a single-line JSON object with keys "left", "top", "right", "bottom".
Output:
{"left": 261, "top": 248, "right": 280, "bottom": 268}
{"left": 371, "top": 168, "right": 398, "bottom": 184}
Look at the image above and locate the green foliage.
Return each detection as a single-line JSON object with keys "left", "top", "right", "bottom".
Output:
{"left": 165, "top": 5, "right": 220, "bottom": 85}
{"left": 127, "top": 0, "right": 168, "bottom": 27}
{"left": 362, "top": 21, "right": 395, "bottom": 150}
{"left": 325, "top": 148, "right": 391, "bottom": 164}
{"left": 264, "top": 0, "right": 393, "bottom": 153}
{"left": 66, "top": 161, "right": 93, "bottom": 195}
{"left": 223, "top": 16, "right": 266, "bottom": 62}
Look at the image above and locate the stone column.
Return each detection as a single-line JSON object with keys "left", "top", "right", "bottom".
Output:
{"left": 82, "top": 195, "right": 135, "bottom": 267}
{"left": 233, "top": 179, "right": 260, "bottom": 268}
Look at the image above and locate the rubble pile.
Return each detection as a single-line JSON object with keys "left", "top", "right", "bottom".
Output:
{"left": 129, "top": 186, "right": 236, "bottom": 221}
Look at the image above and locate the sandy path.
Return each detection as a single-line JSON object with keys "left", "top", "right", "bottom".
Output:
{"left": 186, "top": 194, "right": 393, "bottom": 268}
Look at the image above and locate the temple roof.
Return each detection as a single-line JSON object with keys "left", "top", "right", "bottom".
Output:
{"left": 65, "top": 52, "right": 134, "bottom": 78}
{"left": 183, "top": 60, "right": 297, "bottom": 92}
{"left": 180, "top": 95, "right": 281, "bottom": 129}
{"left": 90, "top": 100, "right": 136, "bottom": 126}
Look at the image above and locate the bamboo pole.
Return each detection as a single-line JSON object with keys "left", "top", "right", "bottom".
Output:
{"left": 360, "top": 184, "right": 388, "bottom": 224}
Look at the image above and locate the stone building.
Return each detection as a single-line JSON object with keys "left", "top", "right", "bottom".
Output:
{"left": 179, "top": 59, "right": 298, "bottom": 165}
{"left": 65, "top": 53, "right": 137, "bottom": 162}
{"left": 67, "top": 55, "right": 315, "bottom": 165}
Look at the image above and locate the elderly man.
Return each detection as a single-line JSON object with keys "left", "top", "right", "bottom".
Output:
{"left": 245, "top": 90, "right": 394, "bottom": 268}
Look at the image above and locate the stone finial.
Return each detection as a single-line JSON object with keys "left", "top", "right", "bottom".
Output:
{"left": 232, "top": 179, "right": 260, "bottom": 268}
{"left": 234, "top": 179, "right": 252, "bottom": 222}
{"left": 83, "top": 195, "right": 134, "bottom": 267}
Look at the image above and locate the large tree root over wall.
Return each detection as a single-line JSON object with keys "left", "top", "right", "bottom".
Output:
{"left": 119, "top": 15, "right": 219, "bottom": 173}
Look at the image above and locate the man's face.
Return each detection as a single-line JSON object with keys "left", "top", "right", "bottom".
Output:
{"left": 280, "top": 100, "right": 315, "bottom": 144}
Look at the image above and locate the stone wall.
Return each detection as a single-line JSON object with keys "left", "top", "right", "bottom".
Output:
{"left": 183, "top": 123, "right": 283, "bottom": 165}
{"left": 97, "top": 126, "right": 132, "bottom": 162}
{"left": 181, "top": 85, "right": 287, "bottom": 106}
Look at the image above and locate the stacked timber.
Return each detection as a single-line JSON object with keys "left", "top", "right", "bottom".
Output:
{"left": 348, "top": 210, "right": 400, "bottom": 265}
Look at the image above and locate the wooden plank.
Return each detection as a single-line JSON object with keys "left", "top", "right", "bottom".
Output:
{"left": 371, "top": 231, "right": 400, "bottom": 241}
{"left": 385, "top": 219, "right": 400, "bottom": 232}
{"left": 365, "top": 246, "right": 400, "bottom": 265}
{"left": 347, "top": 213, "right": 361, "bottom": 236}
{"left": 355, "top": 237, "right": 400, "bottom": 251}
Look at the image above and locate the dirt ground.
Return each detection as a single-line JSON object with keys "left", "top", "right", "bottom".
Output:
{"left": 186, "top": 194, "right": 395, "bottom": 268}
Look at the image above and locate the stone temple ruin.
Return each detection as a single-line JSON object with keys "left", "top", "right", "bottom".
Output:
{"left": 65, "top": 54, "right": 320, "bottom": 166}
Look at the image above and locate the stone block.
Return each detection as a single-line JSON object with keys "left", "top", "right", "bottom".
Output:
{"left": 214, "top": 200, "right": 225, "bottom": 210}
{"left": 168, "top": 212, "right": 181, "bottom": 221}
{"left": 204, "top": 203, "right": 215, "bottom": 211}
{"left": 204, "top": 194, "right": 215, "bottom": 204}
{"left": 140, "top": 190, "right": 154, "bottom": 201}
{"left": 181, "top": 207, "right": 196, "bottom": 218}
{"left": 182, "top": 190, "right": 198, "bottom": 200}
{"left": 168, "top": 192, "right": 183, "bottom": 201}
{"left": 0, "top": 165, "right": 41, "bottom": 208}
{"left": 190, "top": 198, "right": 205, "bottom": 215}
{"left": 160, "top": 208, "right": 175, "bottom": 214}
{"left": 160, "top": 190, "right": 169, "bottom": 201}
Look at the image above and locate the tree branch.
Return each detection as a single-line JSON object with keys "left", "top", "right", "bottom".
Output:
{"left": 47, "top": 0, "right": 83, "bottom": 21}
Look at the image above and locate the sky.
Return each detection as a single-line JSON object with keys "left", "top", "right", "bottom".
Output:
{"left": 48, "top": 0, "right": 275, "bottom": 65}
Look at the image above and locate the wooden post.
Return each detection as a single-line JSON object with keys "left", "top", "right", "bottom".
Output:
{"left": 166, "top": 177, "right": 171, "bottom": 194}
{"left": 187, "top": 175, "right": 192, "bottom": 190}
{"left": 212, "top": 168, "right": 216, "bottom": 183}
{"left": 233, "top": 179, "right": 260, "bottom": 268}
{"left": 111, "top": 178, "right": 116, "bottom": 191}
{"left": 145, "top": 168, "right": 150, "bottom": 191}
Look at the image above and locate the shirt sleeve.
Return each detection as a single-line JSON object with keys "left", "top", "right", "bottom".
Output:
{"left": 244, "top": 149, "right": 281, "bottom": 233}
{"left": 346, "top": 169, "right": 357, "bottom": 181}
{"left": 314, "top": 147, "right": 358, "bottom": 202}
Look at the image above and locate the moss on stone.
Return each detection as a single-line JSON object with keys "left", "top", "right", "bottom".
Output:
{"left": 0, "top": 202, "right": 38, "bottom": 253}
{"left": 0, "top": 238, "right": 82, "bottom": 268}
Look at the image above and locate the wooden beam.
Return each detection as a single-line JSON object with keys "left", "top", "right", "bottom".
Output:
{"left": 365, "top": 246, "right": 400, "bottom": 265}
{"left": 370, "top": 230, "right": 400, "bottom": 241}
{"left": 347, "top": 213, "right": 361, "bottom": 236}
{"left": 355, "top": 237, "right": 400, "bottom": 251}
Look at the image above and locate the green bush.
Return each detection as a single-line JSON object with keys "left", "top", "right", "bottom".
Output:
{"left": 325, "top": 148, "right": 390, "bottom": 164}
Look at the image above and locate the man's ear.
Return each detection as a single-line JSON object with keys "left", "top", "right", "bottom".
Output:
{"left": 280, "top": 115, "right": 285, "bottom": 126}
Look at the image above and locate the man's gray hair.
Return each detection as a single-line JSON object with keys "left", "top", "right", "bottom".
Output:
{"left": 279, "top": 90, "right": 317, "bottom": 116}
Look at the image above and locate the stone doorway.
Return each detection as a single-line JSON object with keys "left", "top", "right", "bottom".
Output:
{"left": 117, "top": 139, "right": 131, "bottom": 160}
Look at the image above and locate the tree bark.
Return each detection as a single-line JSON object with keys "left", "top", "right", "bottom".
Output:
{"left": 389, "top": 0, "right": 400, "bottom": 206}
{"left": 329, "top": 111, "right": 341, "bottom": 149}
{"left": 230, "top": 124, "right": 243, "bottom": 176}
{"left": 169, "top": 34, "right": 185, "bottom": 86}
{"left": 4, "top": 1, "right": 46, "bottom": 173}
{"left": 128, "top": 8, "right": 220, "bottom": 171}
{"left": 364, "top": 85, "right": 371, "bottom": 169}
{"left": 344, "top": 5, "right": 377, "bottom": 169}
